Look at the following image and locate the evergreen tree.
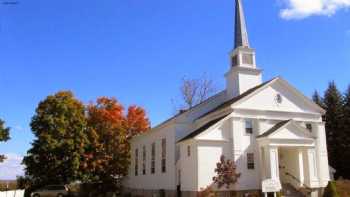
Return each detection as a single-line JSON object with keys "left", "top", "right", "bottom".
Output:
{"left": 341, "top": 86, "right": 350, "bottom": 178}
{"left": 312, "top": 90, "right": 324, "bottom": 109}
{"left": 323, "top": 81, "right": 344, "bottom": 178}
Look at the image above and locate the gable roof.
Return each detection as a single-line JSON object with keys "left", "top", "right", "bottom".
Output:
{"left": 178, "top": 114, "right": 229, "bottom": 142}
{"left": 197, "top": 77, "right": 326, "bottom": 121}
{"left": 275, "top": 78, "right": 326, "bottom": 114}
{"left": 148, "top": 90, "right": 226, "bottom": 130}
{"left": 256, "top": 120, "right": 291, "bottom": 138}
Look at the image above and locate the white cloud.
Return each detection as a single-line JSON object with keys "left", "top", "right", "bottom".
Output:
{"left": 0, "top": 153, "right": 24, "bottom": 180}
{"left": 279, "top": 0, "right": 350, "bottom": 20}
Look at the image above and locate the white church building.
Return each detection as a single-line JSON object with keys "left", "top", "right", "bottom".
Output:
{"left": 124, "top": 0, "right": 331, "bottom": 196}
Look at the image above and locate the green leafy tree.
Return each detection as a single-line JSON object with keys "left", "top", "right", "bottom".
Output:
{"left": 323, "top": 82, "right": 344, "bottom": 178}
{"left": 23, "top": 91, "right": 88, "bottom": 187}
{"left": 0, "top": 119, "right": 10, "bottom": 163}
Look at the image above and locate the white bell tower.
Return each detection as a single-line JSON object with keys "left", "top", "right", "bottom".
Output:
{"left": 226, "top": 0, "right": 262, "bottom": 99}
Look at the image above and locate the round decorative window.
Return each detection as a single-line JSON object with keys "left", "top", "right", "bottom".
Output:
{"left": 275, "top": 94, "right": 283, "bottom": 104}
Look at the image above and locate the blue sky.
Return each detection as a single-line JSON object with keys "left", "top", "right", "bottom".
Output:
{"left": 0, "top": 0, "right": 349, "bottom": 179}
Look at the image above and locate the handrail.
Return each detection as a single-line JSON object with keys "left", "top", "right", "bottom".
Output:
{"left": 284, "top": 171, "right": 312, "bottom": 193}
{"left": 279, "top": 165, "right": 312, "bottom": 192}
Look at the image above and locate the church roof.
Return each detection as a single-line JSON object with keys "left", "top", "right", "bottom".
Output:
{"left": 178, "top": 114, "right": 229, "bottom": 142}
{"left": 234, "top": 0, "right": 250, "bottom": 49}
{"left": 196, "top": 78, "right": 277, "bottom": 120}
{"left": 148, "top": 91, "right": 226, "bottom": 131}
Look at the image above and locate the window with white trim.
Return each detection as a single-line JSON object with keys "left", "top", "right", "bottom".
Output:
{"left": 245, "top": 119, "right": 253, "bottom": 134}
{"left": 175, "top": 145, "right": 180, "bottom": 162}
{"left": 142, "top": 145, "right": 146, "bottom": 175}
{"left": 247, "top": 153, "right": 255, "bottom": 169}
{"left": 151, "top": 142, "right": 155, "bottom": 174}
{"left": 135, "top": 148, "right": 139, "bottom": 176}
{"left": 187, "top": 145, "right": 191, "bottom": 157}
{"left": 161, "top": 138, "right": 166, "bottom": 173}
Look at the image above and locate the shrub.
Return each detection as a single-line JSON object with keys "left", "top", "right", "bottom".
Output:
{"left": 213, "top": 155, "right": 240, "bottom": 189}
{"left": 324, "top": 181, "right": 339, "bottom": 197}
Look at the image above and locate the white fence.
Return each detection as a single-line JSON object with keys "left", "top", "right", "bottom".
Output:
{"left": 0, "top": 190, "right": 24, "bottom": 197}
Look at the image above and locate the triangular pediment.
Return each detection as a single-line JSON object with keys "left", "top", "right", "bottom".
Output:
{"left": 270, "top": 123, "right": 312, "bottom": 140}
{"left": 178, "top": 114, "right": 231, "bottom": 142}
{"left": 232, "top": 78, "right": 325, "bottom": 115}
{"left": 195, "top": 117, "right": 231, "bottom": 141}
{"left": 258, "top": 120, "right": 313, "bottom": 140}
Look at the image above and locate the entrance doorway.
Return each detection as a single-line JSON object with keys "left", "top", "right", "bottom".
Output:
{"left": 278, "top": 147, "right": 303, "bottom": 189}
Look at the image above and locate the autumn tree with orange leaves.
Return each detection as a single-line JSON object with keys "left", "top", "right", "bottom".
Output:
{"left": 82, "top": 97, "right": 150, "bottom": 191}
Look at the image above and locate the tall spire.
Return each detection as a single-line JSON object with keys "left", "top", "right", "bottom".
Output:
{"left": 226, "top": 0, "right": 261, "bottom": 98}
{"left": 234, "top": 0, "right": 250, "bottom": 49}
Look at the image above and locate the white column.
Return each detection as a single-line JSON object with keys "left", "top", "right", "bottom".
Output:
{"left": 298, "top": 148, "right": 304, "bottom": 187}
{"left": 267, "top": 146, "right": 279, "bottom": 180}
{"left": 260, "top": 146, "right": 266, "bottom": 180}
{"left": 315, "top": 123, "right": 330, "bottom": 187}
{"left": 307, "top": 148, "right": 319, "bottom": 188}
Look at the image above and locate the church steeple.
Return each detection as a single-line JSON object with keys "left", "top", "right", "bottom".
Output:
{"left": 230, "top": 0, "right": 255, "bottom": 68}
{"left": 225, "top": 0, "right": 262, "bottom": 98}
{"left": 234, "top": 0, "right": 250, "bottom": 49}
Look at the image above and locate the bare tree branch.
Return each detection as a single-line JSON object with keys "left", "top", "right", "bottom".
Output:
{"left": 198, "top": 76, "right": 215, "bottom": 103}
{"left": 181, "top": 78, "right": 198, "bottom": 109}
{"left": 177, "top": 74, "right": 216, "bottom": 111}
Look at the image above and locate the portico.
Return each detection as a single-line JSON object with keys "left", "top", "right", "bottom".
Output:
{"left": 257, "top": 120, "right": 320, "bottom": 195}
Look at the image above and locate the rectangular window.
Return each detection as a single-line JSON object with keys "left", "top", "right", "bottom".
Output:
{"left": 175, "top": 145, "right": 180, "bottom": 162}
{"left": 187, "top": 145, "right": 191, "bottom": 157}
{"left": 151, "top": 142, "right": 155, "bottom": 174}
{"left": 142, "top": 146, "right": 146, "bottom": 175}
{"left": 161, "top": 138, "right": 166, "bottom": 173}
{"left": 247, "top": 153, "right": 255, "bottom": 169}
{"left": 306, "top": 123, "right": 312, "bottom": 132}
{"left": 245, "top": 119, "right": 253, "bottom": 134}
{"left": 135, "top": 149, "right": 139, "bottom": 176}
